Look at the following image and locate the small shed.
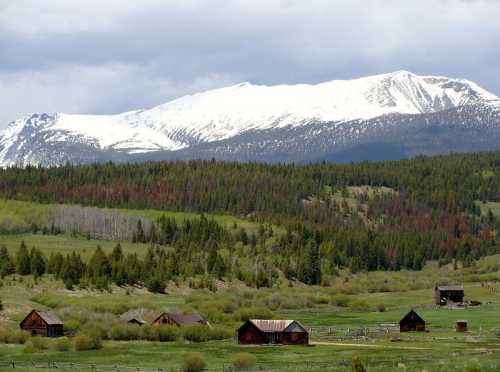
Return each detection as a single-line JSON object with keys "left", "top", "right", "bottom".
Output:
{"left": 20, "top": 310, "right": 64, "bottom": 337}
{"left": 456, "top": 320, "right": 468, "bottom": 332}
{"left": 399, "top": 310, "right": 425, "bottom": 332}
{"left": 434, "top": 285, "right": 464, "bottom": 305}
{"left": 152, "top": 312, "right": 207, "bottom": 327}
{"left": 238, "top": 319, "right": 309, "bottom": 345}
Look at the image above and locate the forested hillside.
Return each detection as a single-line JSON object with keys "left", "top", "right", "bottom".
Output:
{"left": 2, "top": 152, "right": 500, "bottom": 288}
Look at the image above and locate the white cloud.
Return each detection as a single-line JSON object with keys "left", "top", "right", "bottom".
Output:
{"left": 0, "top": 0, "right": 499, "bottom": 126}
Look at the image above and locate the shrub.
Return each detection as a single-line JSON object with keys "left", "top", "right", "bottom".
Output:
{"left": 23, "top": 340, "right": 38, "bottom": 354}
{"left": 74, "top": 332, "right": 102, "bottom": 351}
{"left": 52, "top": 337, "right": 71, "bottom": 352}
{"left": 208, "top": 326, "right": 233, "bottom": 341}
{"left": 23, "top": 337, "right": 48, "bottom": 353}
{"left": 108, "top": 324, "right": 141, "bottom": 341}
{"left": 0, "top": 329, "right": 29, "bottom": 344}
{"left": 348, "top": 300, "right": 370, "bottom": 311}
{"left": 146, "top": 277, "right": 166, "bottom": 293}
{"left": 351, "top": 356, "right": 366, "bottom": 372}
{"left": 182, "top": 325, "right": 211, "bottom": 343}
{"left": 182, "top": 352, "right": 206, "bottom": 372}
{"left": 330, "top": 294, "right": 350, "bottom": 307}
{"left": 233, "top": 306, "right": 273, "bottom": 321}
{"left": 377, "top": 303, "right": 386, "bottom": 312}
{"left": 63, "top": 320, "right": 81, "bottom": 333}
{"left": 232, "top": 352, "right": 257, "bottom": 370}
{"left": 0, "top": 298, "right": 3, "bottom": 311}
{"left": 139, "top": 325, "right": 159, "bottom": 341}
{"left": 156, "top": 325, "right": 179, "bottom": 342}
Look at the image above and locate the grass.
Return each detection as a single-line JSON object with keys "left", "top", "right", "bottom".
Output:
{"left": 2, "top": 260, "right": 500, "bottom": 371}
{"left": 1, "top": 226, "right": 500, "bottom": 370}
{"left": 0, "top": 233, "right": 152, "bottom": 260}
{"left": 0, "top": 198, "right": 277, "bottom": 236}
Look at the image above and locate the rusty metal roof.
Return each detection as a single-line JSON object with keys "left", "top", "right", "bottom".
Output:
{"left": 248, "top": 319, "right": 306, "bottom": 333}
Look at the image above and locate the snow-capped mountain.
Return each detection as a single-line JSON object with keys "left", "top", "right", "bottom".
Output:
{"left": 1, "top": 70, "right": 500, "bottom": 166}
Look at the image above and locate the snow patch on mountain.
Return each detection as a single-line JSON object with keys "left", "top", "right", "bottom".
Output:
{"left": 1, "top": 70, "right": 499, "bottom": 166}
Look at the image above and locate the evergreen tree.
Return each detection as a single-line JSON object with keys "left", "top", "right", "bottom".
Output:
{"left": 16, "top": 241, "right": 31, "bottom": 275}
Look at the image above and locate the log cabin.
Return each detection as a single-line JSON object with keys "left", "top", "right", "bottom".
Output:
{"left": 399, "top": 310, "right": 425, "bottom": 332}
{"left": 238, "top": 319, "right": 309, "bottom": 345}
{"left": 19, "top": 310, "right": 64, "bottom": 337}
{"left": 152, "top": 312, "right": 207, "bottom": 327}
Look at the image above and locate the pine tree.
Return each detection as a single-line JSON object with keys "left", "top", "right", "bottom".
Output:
{"left": 16, "top": 241, "right": 31, "bottom": 275}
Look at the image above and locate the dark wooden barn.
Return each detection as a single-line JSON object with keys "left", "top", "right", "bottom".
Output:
{"left": 434, "top": 285, "right": 464, "bottom": 305}
{"left": 238, "top": 319, "right": 309, "bottom": 345}
{"left": 19, "top": 310, "right": 64, "bottom": 337}
{"left": 152, "top": 312, "right": 207, "bottom": 327}
{"left": 399, "top": 310, "right": 425, "bottom": 332}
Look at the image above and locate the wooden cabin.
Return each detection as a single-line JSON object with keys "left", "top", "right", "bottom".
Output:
{"left": 152, "top": 312, "right": 207, "bottom": 327}
{"left": 20, "top": 310, "right": 63, "bottom": 337}
{"left": 399, "top": 310, "right": 425, "bottom": 332}
{"left": 434, "top": 285, "right": 464, "bottom": 305}
{"left": 238, "top": 319, "right": 309, "bottom": 345}
{"left": 456, "top": 320, "right": 468, "bottom": 332}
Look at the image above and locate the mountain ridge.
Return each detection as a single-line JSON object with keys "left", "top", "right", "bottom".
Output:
{"left": 1, "top": 71, "right": 500, "bottom": 166}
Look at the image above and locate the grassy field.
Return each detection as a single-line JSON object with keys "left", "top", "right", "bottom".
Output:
{"left": 0, "top": 198, "right": 281, "bottom": 259}
{"left": 0, "top": 198, "right": 276, "bottom": 235}
{"left": 2, "top": 261, "right": 500, "bottom": 371}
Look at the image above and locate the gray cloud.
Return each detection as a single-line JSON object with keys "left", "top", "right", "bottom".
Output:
{"left": 1, "top": 0, "right": 499, "bottom": 126}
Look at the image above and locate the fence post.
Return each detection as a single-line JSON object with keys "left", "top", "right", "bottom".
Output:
{"left": 11, "top": 361, "right": 15, "bottom": 369}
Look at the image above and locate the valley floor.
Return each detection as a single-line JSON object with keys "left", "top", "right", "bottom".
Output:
{"left": 1, "top": 268, "right": 500, "bottom": 371}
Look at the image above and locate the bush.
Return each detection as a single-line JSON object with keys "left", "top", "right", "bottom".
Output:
{"left": 0, "top": 329, "right": 29, "bottom": 344}
{"left": 377, "top": 303, "right": 386, "bottom": 312}
{"left": 139, "top": 325, "right": 159, "bottom": 341}
{"left": 351, "top": 356, "right": 366, "bottom": 372}
{"left": 182, "top": 352, "right": 206, "bottom": 372}
{"left": 63, "top": 320, "right": 81, "bottom": 333}
{"left": 232, "top": 352, "right": 257, "bottom": 369}
{"left": 108, "top": 324, "right": 141, "bottom": 341}
{"left": 348, "top": 300, "right": 370, "bottom": 311}
{"left": 52, "top": 337, "right": 71, "bottom": 352}
{"left": 330, "top": 294, "right": 350, "bottom": 307}
{"left": 23, "top": 337, "right": 48, "bottom": 353}
{"left": 74, "top": 332, "right": 102, "bottom": 351}
{"left": 146, "top": 277, "right": 166, "bottom": 293}
{"left": 182, "top": 325, "right": 211, "bottom": 343}
{"left": 233, "top": 306, "right": 273, "bottom": 321}
{"left": 156, "top": 325, "right": 179, "bottom": 342}
{"left": 208, "top": 326, "right": 233, "bottom": 341}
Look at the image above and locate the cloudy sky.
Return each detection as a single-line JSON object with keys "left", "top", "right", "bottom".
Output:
{"left": 1, "top": 0, "right": 499, "bottom": 127}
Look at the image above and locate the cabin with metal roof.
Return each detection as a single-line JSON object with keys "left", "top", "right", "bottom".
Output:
{"left": 399, "top": 310, "right": 425, "bottom": 332}
{"left": 152, "top": 312, "right": 207, "bottom": 327}
{"left": 434, "top": 285, "right": 464, "bottom": 305}
{"left": 19, "top": 310, "right": 64, "bottom": 337}
{"left": 237, "top": 319, "right": 309, "bottom": 345}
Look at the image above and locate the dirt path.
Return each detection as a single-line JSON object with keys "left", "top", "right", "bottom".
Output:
{"left": 313, "top": 341, "right": 431, "bottom": 350}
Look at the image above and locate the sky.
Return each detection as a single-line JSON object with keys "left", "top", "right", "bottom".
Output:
{"left": 1, "top": 0, "right": 499, "bottom": 127}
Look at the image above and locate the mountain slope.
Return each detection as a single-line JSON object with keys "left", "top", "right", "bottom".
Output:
{"left": 1, "top": 70, "right": 499, "bottom": 166}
